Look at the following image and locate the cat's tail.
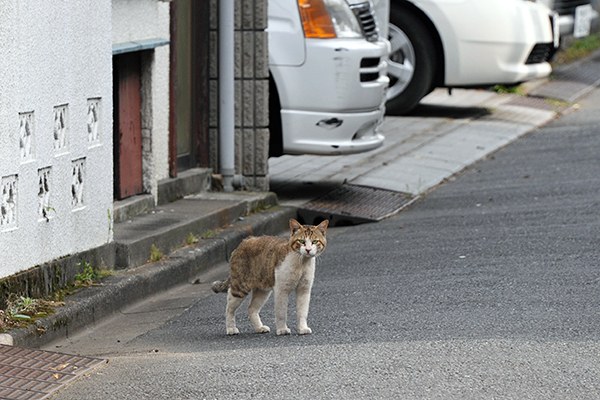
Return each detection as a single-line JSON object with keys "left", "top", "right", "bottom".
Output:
{"left": 211, "top": 278, "right": 230, "bottom": 293}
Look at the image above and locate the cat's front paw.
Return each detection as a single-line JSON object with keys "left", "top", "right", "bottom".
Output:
{"left": 255, "top": 325, "right": 271, "bottom": 334}
{"left": 298, "top": 327, "right": 312, "bottom": 335}
{"left": 276, "top": 327, "right": 291, "bottom": 336}
{"left": 226, "top": 327, "right": 240, "bottom": 335}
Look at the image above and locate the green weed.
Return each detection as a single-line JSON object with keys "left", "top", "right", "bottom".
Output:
{"left": 492, "top": 84, "right": 525, "bottom": 95}
{"left": 186, "top": 232, "right": 199, "bottom": 245}
{"left": 149, "top": 244, "right": 164, "bottom": 262}
{"left": 74, "top": 262, "right": 112, "bottom": 287}
{"left": 0, "top": 294, "right": 62, "bottom": 332}
{"left": 553, "top": 33, "right": 600, "bottom": 65}
{"left": 201, "top": 230, "right": 216, "bottom": 239}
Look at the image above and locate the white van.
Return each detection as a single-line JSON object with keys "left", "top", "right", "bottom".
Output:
{"left": 268, "top": 0, "right": 390, "bottom": 156}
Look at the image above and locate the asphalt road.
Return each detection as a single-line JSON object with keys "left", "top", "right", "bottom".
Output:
{"left": 49, "top": 87, "right": 600, "bottom": 399}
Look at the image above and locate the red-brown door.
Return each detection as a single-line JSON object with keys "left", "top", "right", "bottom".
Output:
{"left": 114, "top": 52, "right": 143, "bottom": 199}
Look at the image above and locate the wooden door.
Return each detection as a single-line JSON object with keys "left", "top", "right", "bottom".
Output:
{"left": 114, "top": 52, "right": 143, "bottom": 199}
{"left": 169, "top": 0, "right": 210, "bottom": 176}
{"left": 174, "top": 0, "right": 193, "bottom": 168}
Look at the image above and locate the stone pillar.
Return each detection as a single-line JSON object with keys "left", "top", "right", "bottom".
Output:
{"left": 209, "top": 0, "right": 270, "bottom": 191}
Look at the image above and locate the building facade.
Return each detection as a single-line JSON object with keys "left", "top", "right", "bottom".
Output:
{"left": 0, "top": 0, "right": 270, "bottom": 286}
{"left": 0, "top": 1, "right": 113, "bottom": 278}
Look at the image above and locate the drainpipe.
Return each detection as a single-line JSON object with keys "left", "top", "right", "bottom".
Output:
{"left": 219, "top": 0, "right": 235, "bottom": 192}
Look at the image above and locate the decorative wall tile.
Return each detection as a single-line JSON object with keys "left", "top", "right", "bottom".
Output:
{"left": 71, "top": 158, "right": 85, "bottom": 208}
{"left": 38, "top": 167, "right": 51, "bottom": 221}
{"left": 87, "top": 98, "right": 101, "bottom": 143}
{"left": 19, "top": 112, "right": 34, "bottom": 162}
{"left": 53, "top": 104, "right": 68, "bottom": 152}
{"left": 1, "top": 175, "right": 18, "bottom": 229}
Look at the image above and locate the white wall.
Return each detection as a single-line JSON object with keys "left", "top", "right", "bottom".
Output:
{"left": 0, "top": 1, "right": 113, "bottom": 278}
{"left": 112, "top": 0, "right": 171, "bottom": 199}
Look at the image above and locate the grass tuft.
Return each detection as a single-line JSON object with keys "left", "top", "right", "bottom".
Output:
{"left": 553, "top": 33, "right": 600, "bottom": 65}
{"left": 0, "top": 295, "right": 63, "bottom": 333}
{"left": 149, "top": 244, "right": 164, "bottom": 262}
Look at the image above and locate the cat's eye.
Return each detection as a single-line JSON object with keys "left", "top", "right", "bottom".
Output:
{"left": 298, "top": 239, "right": 306, "bottom": 244}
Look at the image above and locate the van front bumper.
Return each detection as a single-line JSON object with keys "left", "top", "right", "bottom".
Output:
{"left": 271, "top": 37, "right": 389, "bottom": 155}
{"left": 280, "top": 106, "right": 385, "bottom": 155}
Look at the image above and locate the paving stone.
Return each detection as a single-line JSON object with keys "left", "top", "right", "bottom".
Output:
{"left": 0, "top": 344, "right": 105, "bottom": 400}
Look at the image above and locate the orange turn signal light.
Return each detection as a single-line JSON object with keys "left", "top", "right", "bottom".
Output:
{"left": 297, "top": 0, "right": 337, "bottom": 39}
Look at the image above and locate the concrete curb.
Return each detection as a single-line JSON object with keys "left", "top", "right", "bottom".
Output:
{"left": 9, "top": 205, "right": 297, "bottom": 348}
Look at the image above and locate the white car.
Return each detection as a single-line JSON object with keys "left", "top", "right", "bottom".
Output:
{"left": 386, "top": 0, "right": 560, "bottom": 115}
{"left": 268, "top": 0, "right": 390, "bottom": 156}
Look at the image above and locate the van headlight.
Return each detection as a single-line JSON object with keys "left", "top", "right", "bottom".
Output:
{"left": 298, "top": 0, "right": 363, "bottom": 39}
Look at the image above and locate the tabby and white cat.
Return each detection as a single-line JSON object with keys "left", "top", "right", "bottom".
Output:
{"left": 212, "top": 218, "right": 329, "bottom": 336}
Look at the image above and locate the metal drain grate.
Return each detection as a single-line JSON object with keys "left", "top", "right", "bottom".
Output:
{"left": 298, "top": 184, "right": 414, "bottom": 226}
{"left": 0, "top": 345, "right": 105, "bottom": 400}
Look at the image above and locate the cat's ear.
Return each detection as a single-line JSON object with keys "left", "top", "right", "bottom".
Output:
{"left": 289, "top": 219, "right": 302, "bottom": 234}
{"left": 316, "top": 219, "right": 329, "bottom": 235}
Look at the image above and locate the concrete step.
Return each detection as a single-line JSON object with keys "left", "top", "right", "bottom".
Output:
{"left": 113, "top": 192, "right": 280, "bottom": 269}
{"left": 113, "top": 168, "right": 213, "bottom": 224}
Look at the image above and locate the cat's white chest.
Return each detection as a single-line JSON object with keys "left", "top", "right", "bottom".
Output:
{"left": 275, "top": 253, "right": 315, "bottom": 290}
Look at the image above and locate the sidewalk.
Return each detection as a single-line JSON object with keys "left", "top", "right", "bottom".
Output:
{"left": 4, "top": 50, "right": 600, "bottom": 352}
{"left": 270, "top": 88, "right": 561, "bottom": 225}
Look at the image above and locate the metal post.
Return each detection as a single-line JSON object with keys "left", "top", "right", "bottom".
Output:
{"left": 219, "top": 0, "right": 235, "bottom": 192}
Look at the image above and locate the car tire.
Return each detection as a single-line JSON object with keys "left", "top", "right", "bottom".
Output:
{"left": 268, "top": 74, "right": 284, "bottom": 157}
{"left": 386, "top": 5, "right": 437, "bottom": 115}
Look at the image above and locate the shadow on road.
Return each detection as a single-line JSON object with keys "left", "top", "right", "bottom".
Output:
{"left": 268, "top": 180, "right": 342, "bottom": 204}
{"left": 388, "top": 103, "right": 491, "bottom": 119}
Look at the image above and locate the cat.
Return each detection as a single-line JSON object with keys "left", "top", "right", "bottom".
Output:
{"left": 212, "top": 218, "right": 329, "bottom": 336}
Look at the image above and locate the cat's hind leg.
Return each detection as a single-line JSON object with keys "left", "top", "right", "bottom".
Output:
{"left": 225, "top": 290, "right": 244, "bottom": 335}
{"left": 248, "top": 289, "right": 272, "bottom": 333}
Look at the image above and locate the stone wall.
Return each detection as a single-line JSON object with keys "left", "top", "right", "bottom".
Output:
{"left": 209, "top": 0, "right": 270, "bottom": 191}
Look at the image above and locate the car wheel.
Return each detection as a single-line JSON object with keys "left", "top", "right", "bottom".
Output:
{"left": 386, "top": 6, "right": 437, "bottom": 115}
